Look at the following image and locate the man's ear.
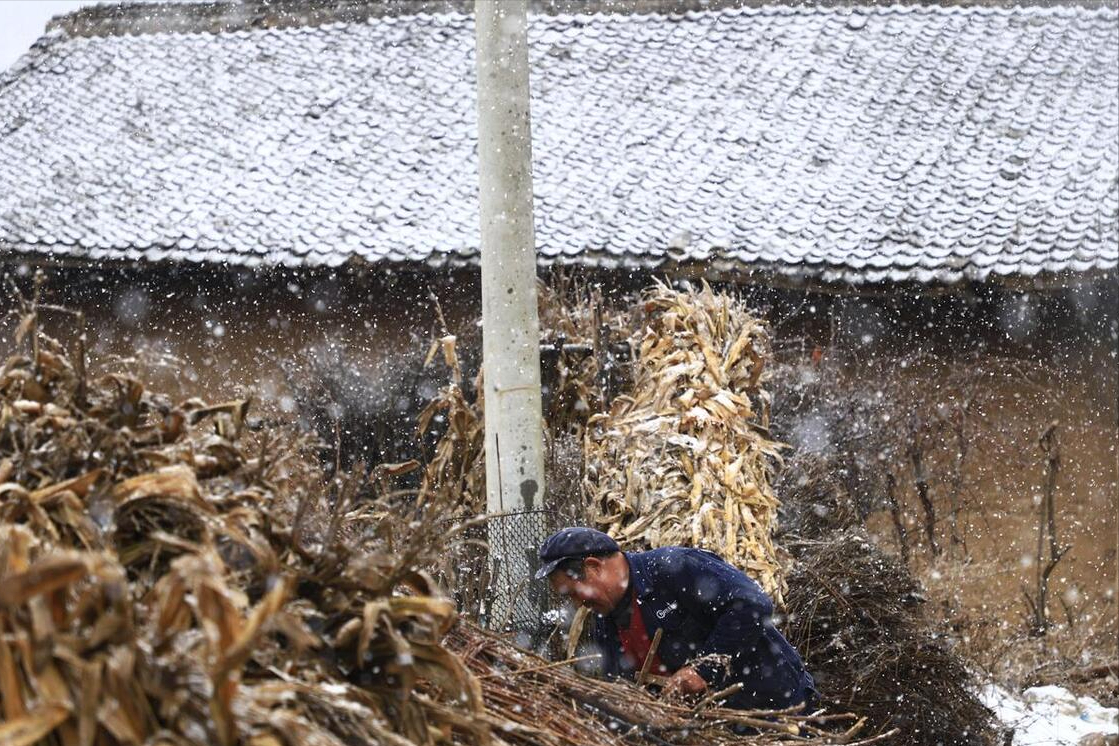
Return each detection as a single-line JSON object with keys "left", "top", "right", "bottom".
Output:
{"left": 582, "top": 555, "right": 605, "bottom": 576}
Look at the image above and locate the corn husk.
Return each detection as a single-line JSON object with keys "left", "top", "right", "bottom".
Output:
{"left": 584, "top": 281, "right": 788, "bottom": 605}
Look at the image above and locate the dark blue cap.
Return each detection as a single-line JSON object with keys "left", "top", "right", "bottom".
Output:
{"left": 535, "top": 527, "right": 621, "bottom": 580}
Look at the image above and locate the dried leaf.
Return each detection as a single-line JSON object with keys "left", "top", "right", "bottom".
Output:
{"left": 0, "top": 554, "right": 87, "bottom": 608}
{"left": 0, "top": 702, "right": 69, "bottom": 746}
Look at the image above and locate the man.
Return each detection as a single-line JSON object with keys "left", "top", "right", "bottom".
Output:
{"left": 536, "top": 527, "right": 817, "bottom": 710}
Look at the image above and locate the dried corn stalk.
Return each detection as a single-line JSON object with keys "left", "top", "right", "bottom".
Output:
{"left": 0, "top": 283, "right": 493, "bottom": 746}
{"left": 418, "top": 331, "right": 486, "bottom": 516}
{"left": 584, "top": 281, "right": 788, "bottom": 605}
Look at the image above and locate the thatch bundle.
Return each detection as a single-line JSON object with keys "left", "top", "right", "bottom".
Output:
{"left": 583, "top": 282, "right": 787, "bottom": 604}
{"left": 536, "top": 277, "right": 635, "bottom": 523}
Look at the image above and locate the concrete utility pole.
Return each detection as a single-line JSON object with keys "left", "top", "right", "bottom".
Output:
{"left": 474, "top": 0, "right": 547, "bottom": 630}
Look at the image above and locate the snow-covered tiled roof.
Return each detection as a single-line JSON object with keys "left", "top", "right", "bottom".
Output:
{"left": 0, "top": 4, "right": 1116, "bottom": 285}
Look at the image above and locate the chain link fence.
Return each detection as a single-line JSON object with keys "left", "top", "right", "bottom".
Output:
{"left": 444, "top": 509, "right": 562, "bottom": 647}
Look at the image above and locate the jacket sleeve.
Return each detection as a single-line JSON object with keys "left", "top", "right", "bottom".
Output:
{"left": 672, "top": 549, "right": 773, "bottom": 686}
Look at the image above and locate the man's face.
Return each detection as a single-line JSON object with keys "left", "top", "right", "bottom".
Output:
{"left": 548, "top": 559, "right": 613, "bottom": 614}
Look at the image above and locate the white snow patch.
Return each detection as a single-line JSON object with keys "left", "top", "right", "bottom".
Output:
{"left": 980, "top": 683, "right": 1118, "bottom": 746}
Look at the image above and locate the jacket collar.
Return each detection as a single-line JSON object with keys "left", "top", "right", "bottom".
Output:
{"left": 624, "top": 550, "right": 656, "bottom": 600}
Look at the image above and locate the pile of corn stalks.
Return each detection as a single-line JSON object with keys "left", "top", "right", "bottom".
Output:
{"left": 584, "top": 282, "right": 788, "bottom": 605}
{"left": 0, "top": 289, "right": 490, "bottom": 746}
{"left": 448, "top": 623, "right": 897, "bottom": 746}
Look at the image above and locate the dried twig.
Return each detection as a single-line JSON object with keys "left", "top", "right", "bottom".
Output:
{"left": 637, "top": 627, "right": 664, "bottom": 686}
{"left": 1028, "top": 421, "right": 1069, "bottom": 636}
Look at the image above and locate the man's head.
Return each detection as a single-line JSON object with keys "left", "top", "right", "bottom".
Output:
{"left": 536, "top": 527, "right": 630, "bottom": 615}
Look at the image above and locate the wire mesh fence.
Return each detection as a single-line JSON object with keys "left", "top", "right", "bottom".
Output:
{"left": 484, "top": 509, "right": 556, "bottom": 633}
{"left": 445, "top": 509, "right": 562, "bottom": 647}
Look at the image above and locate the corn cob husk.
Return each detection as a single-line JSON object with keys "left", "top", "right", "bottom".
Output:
{"left": 584, "top": 281, "right": 788, "bottom": 605}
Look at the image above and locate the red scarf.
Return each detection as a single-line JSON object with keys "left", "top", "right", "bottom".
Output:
{"left": 617, "top": 593, "right": 667, "bottom": 677}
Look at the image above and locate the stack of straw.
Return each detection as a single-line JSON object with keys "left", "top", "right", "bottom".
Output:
{"left": 448, "top": 622, "right": 897, "bottom": 746}
{"left": 584, "top": 282, "right": 787, "bottom": 604}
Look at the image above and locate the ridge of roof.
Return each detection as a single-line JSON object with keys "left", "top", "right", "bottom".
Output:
{"left": 44, "top": 0, "right": 1119, "bottom": 41}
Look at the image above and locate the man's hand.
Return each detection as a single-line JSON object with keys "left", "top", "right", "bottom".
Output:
{"left": 661, "top": 666, "right": 708, "bottom": 701}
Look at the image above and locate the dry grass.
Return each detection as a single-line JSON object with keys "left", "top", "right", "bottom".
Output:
{"left": 910, "top": 552, "right": 1118, "bottom": 709}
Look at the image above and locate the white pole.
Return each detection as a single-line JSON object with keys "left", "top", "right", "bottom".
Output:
{"left": 474, "top": 0, "right": 547, "bottom": 631}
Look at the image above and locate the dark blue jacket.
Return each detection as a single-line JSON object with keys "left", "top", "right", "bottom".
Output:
{"left": 592, "top": 547, "right": 816, "bottom": 710}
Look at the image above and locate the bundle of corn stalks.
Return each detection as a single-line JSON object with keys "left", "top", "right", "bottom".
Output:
{"left": 0, "top": 287, "right": 491, "bottom": 746}
{"left": 584, "top": 282, "right": 787, "bottom": 604}
{"left": 447, "top": 622, "right": 897, "bottom": 746}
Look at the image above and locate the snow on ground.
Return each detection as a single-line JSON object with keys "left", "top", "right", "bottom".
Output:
{"left": 980, "top": 683, "right": 1119, "bottom": 746}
